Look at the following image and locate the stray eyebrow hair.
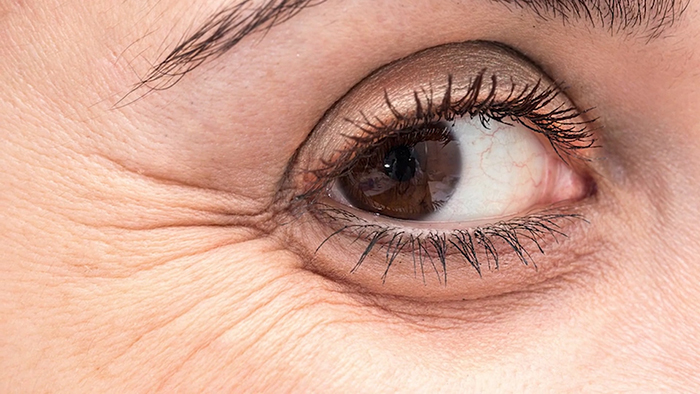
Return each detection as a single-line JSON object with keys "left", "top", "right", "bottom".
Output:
{"left": 130, "top": 0, "right": 686, "bottom": 96}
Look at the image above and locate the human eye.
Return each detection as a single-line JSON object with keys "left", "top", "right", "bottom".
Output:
{"left": 281, "top": 41, "right": 597, "bottom": 300}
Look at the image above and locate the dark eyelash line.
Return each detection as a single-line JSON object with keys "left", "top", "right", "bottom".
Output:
{"left": 310, "top": 203, "right": 586, "bottom": 284}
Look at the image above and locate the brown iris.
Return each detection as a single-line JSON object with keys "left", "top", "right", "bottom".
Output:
{"left": 339, "top": 125, "right": 462, "bottom": 220}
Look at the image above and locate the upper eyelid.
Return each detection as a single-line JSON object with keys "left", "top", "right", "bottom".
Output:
{"left": 288, "top": 41, "right": 596, "bottom": 202}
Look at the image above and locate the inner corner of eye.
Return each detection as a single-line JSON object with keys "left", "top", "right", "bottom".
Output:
{"left": 328, "top": 114, "right": 589, "bottom": 223}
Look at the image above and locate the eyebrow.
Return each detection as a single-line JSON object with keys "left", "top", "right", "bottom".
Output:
{"left": 499, "top": 0, "right": 688, "bottom": 38}
{"left": 124, "top": 0, "right": 324, "bottom": 101}
{"left": 131, "top": 0, "right": 686, "bottom": 95}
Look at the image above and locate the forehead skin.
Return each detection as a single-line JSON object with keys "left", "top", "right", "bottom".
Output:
{"left": 1, "top": 0, "right": 700, "bottom": 392}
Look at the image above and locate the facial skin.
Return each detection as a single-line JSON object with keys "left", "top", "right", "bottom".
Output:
{"left": 2, "top": 0, "right": 700, "bottom": 392}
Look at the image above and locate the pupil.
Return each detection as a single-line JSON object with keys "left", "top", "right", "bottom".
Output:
{"left": 383, "top": 145, "right": 417, "bottom": 182}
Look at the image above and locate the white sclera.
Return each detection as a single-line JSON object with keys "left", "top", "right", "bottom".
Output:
{"left": 426, "top": 118, "right": 549, "bottom": 221}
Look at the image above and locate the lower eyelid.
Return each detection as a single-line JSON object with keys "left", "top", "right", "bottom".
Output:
{"left": 280, "top": 198, "right": 593, "bottom": 301}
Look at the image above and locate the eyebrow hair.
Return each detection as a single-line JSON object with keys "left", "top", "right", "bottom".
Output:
{"left": 129, "top": 0, "right": 686, "bottom": 97}
{"left": 498, "top": 0, "right": 688, "bottom": 38}
{"left": 122, "top": 0, "right": 324, "bottom": 103}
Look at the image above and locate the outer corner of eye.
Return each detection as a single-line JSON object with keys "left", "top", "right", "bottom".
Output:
{"left": 283, "top": 41, "right": 599, "bottom": 302}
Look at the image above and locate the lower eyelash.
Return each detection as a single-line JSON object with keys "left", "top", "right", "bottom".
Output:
{"left": 309, "top": 202, "right": 587, "bottom": 284}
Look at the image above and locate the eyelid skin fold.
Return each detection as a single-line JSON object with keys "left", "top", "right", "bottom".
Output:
{"left": 292, "top": 41, "right": 593, "bottom": 198}
{"left": 281, "top": 41, "right": 597, "bottom": 301}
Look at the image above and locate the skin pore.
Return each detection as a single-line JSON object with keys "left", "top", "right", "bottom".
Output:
{"left": 2, "top": 0, "right": 700, "bottom": 392}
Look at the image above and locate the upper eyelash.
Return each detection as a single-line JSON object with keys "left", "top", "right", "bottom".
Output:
{"left": 352, "top": 72, "right": 595, "bottom": 152}
{"left": 295, "top": 70, "right": 597, "bottom": 203}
